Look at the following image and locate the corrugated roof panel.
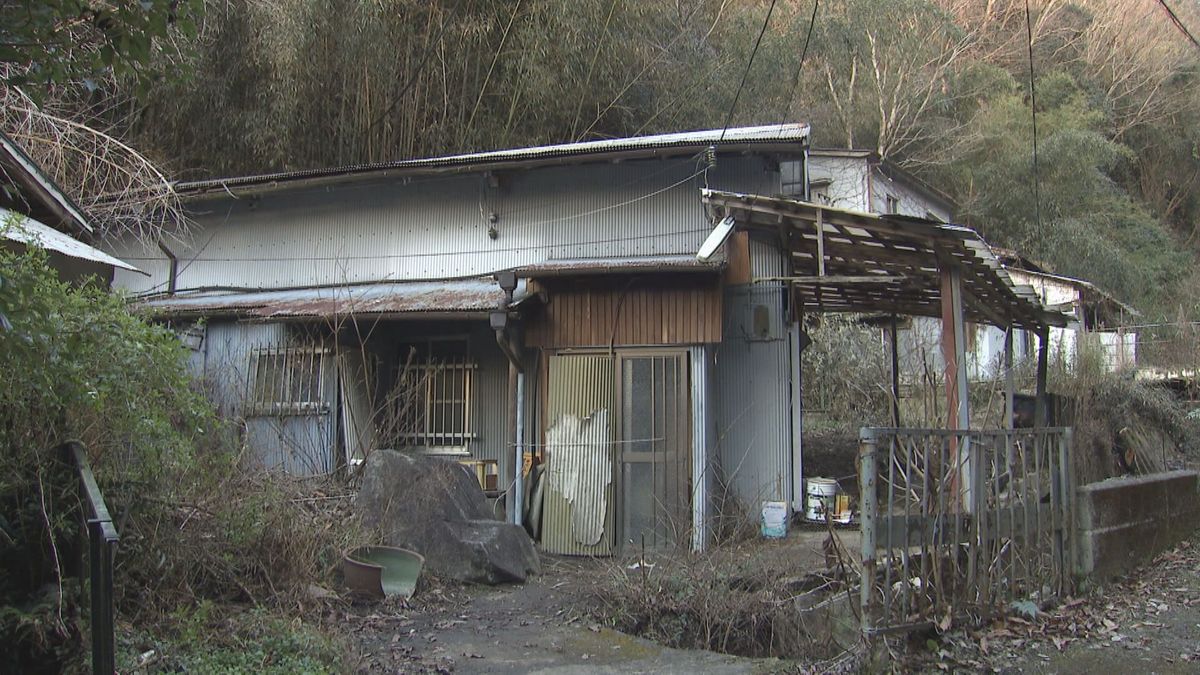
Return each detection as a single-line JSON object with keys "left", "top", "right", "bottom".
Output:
{"left": 175, "top": 124, "right": 809, "bottom": 196}
{"left": 135, "top": 277, "right": 526, "bottom": 318}
{"left": 1, "top": 207, "right": 139, "bottom": 272}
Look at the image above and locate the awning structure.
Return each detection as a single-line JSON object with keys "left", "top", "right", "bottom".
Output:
{"left": 1, "top": 207, "right": 141, "bottom": 273}
{"left": 136, "top": 277, "right": 528, "bottom": 320}
{"left": 701, "top": 189, "right": 1068, "bottom": 331}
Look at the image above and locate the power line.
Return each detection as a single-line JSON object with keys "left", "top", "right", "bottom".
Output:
{"left": 1156, "top": 0, "right": 1200, "bottom": 50}
{"left": 1023, "top": 0, "right": 1043, "bottom": 241}
{"left": 718, "top": 0, "right": 779, "bottom": 144}
{"left": 779, "top": 0, "right": 820, "bottom": 127}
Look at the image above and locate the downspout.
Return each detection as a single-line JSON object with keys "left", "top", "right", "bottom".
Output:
{"left": 491, "top": 271, "right": 525, "bottom": 526}
{"left": 157, "top": 241, "right": 179, "bottom": 295}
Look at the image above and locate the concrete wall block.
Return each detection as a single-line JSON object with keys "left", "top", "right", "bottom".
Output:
{"left": 1075, "top": 470, "right": 1200, "bottom": 580}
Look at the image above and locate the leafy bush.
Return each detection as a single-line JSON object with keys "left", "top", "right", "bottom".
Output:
{"left": 0, "top": 239, "right": 362, "bottom": 670}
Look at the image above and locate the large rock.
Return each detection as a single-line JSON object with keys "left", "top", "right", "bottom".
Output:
{"left": 356, "top": 450, "right": 540, "bottom": 584}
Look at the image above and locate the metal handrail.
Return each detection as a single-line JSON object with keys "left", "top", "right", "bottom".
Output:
{"left": 60, "top": 441, "right": 118, "bottom": 675}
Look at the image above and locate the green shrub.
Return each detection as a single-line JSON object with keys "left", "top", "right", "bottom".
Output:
{"left": 0, "top": 239, "right": 361, "bottom": 670}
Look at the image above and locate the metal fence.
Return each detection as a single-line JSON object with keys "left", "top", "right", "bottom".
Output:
{"left": 61, "top": 441, "right": 119, "bottom": 674}
{"left": 858, "top": 427, "right": 1074, "bottom": 638}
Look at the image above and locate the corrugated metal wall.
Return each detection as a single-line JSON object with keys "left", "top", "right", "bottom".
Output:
{"left": 199, "top": 321, "right": 338, "bottom": 475}
{"left": 749, "top": 235, "right": 789, "bottom": 279}
{"left": 714, "top": 282, "right": 794, "bottom": 511}
{"left": 108, "top": 156, "right": 778, "bottom": 295}
{"left": 540, "top": 354, "right": 616, "bottom": 556}
{"left": 196, "top": 319, "right": 511, "bottom": 478}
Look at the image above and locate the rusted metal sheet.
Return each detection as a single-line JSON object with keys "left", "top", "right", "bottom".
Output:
{"left": 135, "top": 278, "right": 526, "bottom": 319}
{"left": 540, "top": 354, "right": 616, "bottom": 556}
{"left": 513, "top": 254, "right": 724, "bottom": 277}
{"left": 525, "top": 277, "right": 722, "bottom": 348}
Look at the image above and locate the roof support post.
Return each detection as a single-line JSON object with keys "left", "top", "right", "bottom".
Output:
{"left": 1004, "top": 326, "right": 1015, "bottom": 431}
{"left": 941, "top": 263, "right": 971, "bottom": 513}
{"left": 939, "top": 264, "right": 970, "bottom": 431}
{"left": 890, "top": 314, "right": 901, "bottom": 428}
{"left": 1035, "top": 326, "right": 1050, "bottom": 428}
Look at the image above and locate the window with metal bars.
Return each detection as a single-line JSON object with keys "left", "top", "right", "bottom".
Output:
{"left": 248, "top": 345, "right": 328, "bottom": 414}
{"left": 393, "top": 339, "right": 475, "bottom": 454}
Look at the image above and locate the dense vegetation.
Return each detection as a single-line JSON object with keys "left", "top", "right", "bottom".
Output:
{"left": 4, "top": 1, "right": 1199, "bottom": 320}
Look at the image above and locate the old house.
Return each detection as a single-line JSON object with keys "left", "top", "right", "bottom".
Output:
{"left": 103, "top": 126, "right": 1065, "bottom": 553}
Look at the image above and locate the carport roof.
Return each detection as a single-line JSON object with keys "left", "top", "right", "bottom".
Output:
{"left": 701, "top": 189, "right": 1069, "bottom": 331}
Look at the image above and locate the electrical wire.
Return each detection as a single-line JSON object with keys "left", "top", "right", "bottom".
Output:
{"left": 1156, "top": 0, "right": 1200, "bottom": 50}
{"left": 118, "top": 169, "right": 709, "bottom": 264}
{"left": 778, "top": 0, "right": 820, "bottom": 128}
{"left": 1023, "top": 0, "right": 1043, "bottom": 241}
{"left": 718, "top": 0, "right": 779, "bottom": 145}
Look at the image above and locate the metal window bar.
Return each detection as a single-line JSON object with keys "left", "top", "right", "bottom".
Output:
{"left": 859, "top": 427, "right": 1074, "bottom": 639}
{"left": 248, "top": 343, "right": 328, "bottom": 414}
{"left": 60, "top": 441, "right": 119, "bottom": 675}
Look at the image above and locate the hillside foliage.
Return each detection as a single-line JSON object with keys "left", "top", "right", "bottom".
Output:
{"left": 4, "top": 0, "right": 1200, "bottom": 317}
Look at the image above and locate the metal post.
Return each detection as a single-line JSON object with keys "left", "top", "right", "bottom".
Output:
{"left": 859, "top": 427, "right": 879, "bottom": 643}
{"left": 890, "top": 314, "right": 901, "bottom": 428}
{"left": 1004, "top": 327, "right": 1015, "bottom": 431}
{"left": 513, "top": 370, "right": 525, "bottom": 526}
{"left": 790, "top": 321, "right": 805, "bottom": 513}
{"left": 89, "top": 522, "right": 116, "bottom": 674}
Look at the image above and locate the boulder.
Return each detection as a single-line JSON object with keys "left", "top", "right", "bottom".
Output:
{"left": 356, "top": 450, "right": 540, "bottom": 584}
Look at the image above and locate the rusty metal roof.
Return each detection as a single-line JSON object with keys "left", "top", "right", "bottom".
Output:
{"left": 702, "top": 189, "right": 1069, "bottom": 331}
{"left": 511, "top": 254, "right": 725, "bottom": 278}
{"left": 135, "top": 277, "right": 527, "bottom": 320}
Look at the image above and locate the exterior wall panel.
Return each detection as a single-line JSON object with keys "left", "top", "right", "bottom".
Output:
{"left": 110, "top": 157, "right": 782, "bottom": 295}
{"left": 526, "top": 277, "right": 723, "bottom": 348}
{"left": 714, "top": 284, "right": 793, "bottom": 510}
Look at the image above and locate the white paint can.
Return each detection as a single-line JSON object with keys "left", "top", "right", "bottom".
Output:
{"left": 805, "top": 477, "right": 848, "bottom": 523}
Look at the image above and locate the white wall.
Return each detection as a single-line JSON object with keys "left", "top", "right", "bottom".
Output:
{"left": 105, "top": 156, "right": 780, "bottom": 296}
{"left": 869, "top": 167, "right": 953, "bottom": 222}
{"left": 805, "top": 155, "right": 871, "bottom": 212}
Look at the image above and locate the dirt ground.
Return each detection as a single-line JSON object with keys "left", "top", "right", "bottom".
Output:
{"left": 902, "top": 528, "right": 1200, "bottom": 673}
{"left": 338, "top": 524, "right": 860, "bottom": 673}
{"left": 334, "top": 518, "right": 1200, "bottom": 674}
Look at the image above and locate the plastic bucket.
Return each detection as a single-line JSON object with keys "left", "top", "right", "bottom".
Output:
{"left": 805, "top": 477, "right": 843, "bottom": 523}
{"left": 761, "top": 501, "right": 789, "bottom": 538}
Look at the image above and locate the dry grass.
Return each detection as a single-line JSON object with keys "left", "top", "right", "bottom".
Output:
{"left": 585, "top": 531, "right": 861, "bottom": 664}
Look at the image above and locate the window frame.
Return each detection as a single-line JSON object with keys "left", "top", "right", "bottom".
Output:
{"left": 394, "top": 337, "right": 477, "bottom": 455}
{"left": 247, "top": 345, "right": 330, "bottom": 416}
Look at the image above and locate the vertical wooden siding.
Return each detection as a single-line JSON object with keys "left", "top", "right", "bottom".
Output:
{"left": 525, "top": 276, "right": 722, "bottom": 348}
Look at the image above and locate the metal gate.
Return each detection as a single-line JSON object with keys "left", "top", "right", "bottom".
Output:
{"left": 858, "top": 427, "right": 1074, "bottom": 638}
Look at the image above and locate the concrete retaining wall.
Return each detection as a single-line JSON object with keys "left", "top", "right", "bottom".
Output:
{"left": 1075, "top": 470, "right": 1200, "bottom": 579}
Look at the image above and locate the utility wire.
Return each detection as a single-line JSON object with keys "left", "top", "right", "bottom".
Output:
{"left": 1156, "top": 0, "right": 1200, "bottom": 50}
{"left": 718, "top": 0, "right": 779, "bottom": 144}
{"left": 1023, "top": 0, "right": 1043, "bottom": 242}
{"left": 778, "top": 0, "right": 820, "bottom": 127}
